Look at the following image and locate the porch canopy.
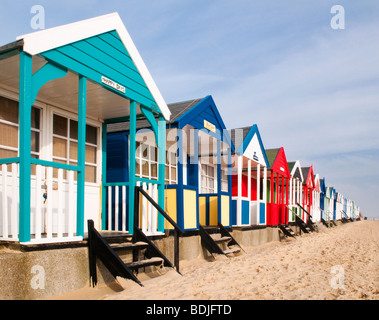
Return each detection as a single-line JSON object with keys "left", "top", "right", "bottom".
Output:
{"left": 0, "top": 13, "right": 170, "bottom": 243}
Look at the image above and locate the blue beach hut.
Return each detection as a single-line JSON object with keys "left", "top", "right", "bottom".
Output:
{"left": 107, "top": 96, "right": 233, "bottom": 232}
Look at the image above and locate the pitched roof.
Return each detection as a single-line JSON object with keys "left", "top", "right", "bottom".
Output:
{"left": 265, "top": 148, "right": 281, "bottom": 168}
{"left": 15, "top": 12, "right": 171, "bottom": 120}
{"left": 229, "top": 126, "right": 252, "bottom": 151}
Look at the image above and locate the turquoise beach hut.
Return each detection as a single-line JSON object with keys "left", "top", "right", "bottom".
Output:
{"left": 0, "top": 13, "right": 171, "bottom": 243}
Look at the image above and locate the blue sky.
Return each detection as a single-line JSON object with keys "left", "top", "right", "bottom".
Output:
{"left": 1, "top": 1, "right": 378, "bottom": 218}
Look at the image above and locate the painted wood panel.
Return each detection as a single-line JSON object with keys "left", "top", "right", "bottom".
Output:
{"left": 165, "top": 188, "right": 177, "bottom": 229}
{"left": 199, "top": 196, "right": 206, "bottom": 225}
{"left": 183, "top": 189, "right": 197, "bottom": 229}
{"left": 41, "top": 31, "right": 158, "bottom": 111}
{"left": 221, "top": 195, "right": 230, "bottom": 226}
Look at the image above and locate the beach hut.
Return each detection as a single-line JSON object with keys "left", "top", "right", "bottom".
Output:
{"left": 265, "top": 148, "right": 291, "bottom": 226}
{"left": 334, "top": 192, "right": 344, "bottom": 220}
{"left": 312, "top": 174, "right": 322, "bottom": 222}
{"left": 0, "top": 13, "right": 171, "bottom": 244}
{"left": 300, "top": 166, "right": 315, "bottom": 223}
{"left": 325, "top": 186, "right": 336, "bottom": 221}
{"left": 287, "top": 160, "right": 304, "bottom": 223}
{"left": 320, "top": 178, "right": 328, "bottom": 221}
{"left": 107, "top": 96, "right": 233, "bottom": 232}
{"left": 229, "top": 125, "right": 269, "bottom": 226}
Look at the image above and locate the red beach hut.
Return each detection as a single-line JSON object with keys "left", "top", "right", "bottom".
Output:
{"left": 265, "top": 148, "right": 291, "bottom": 226}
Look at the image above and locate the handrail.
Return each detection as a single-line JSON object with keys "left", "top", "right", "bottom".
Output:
{"left": 296, "top": 202, "right": 314, "bottom": 223}
{"left": 134, "top": 186, "right": 183, "bottom": 272}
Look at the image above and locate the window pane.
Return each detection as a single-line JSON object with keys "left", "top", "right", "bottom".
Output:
{"left": 86, "top": 125, "right": 97, "bottom": 145}
{"left": 0, "top": 148, "right": 17, "bottom": 159}
{"left": 142, "top": 145, "right": 148, "bottom": 159}
{"left": 0, "top": 96, "right": 18, "bottom": 123}
{"left": 151, "top": 163, "right": 157, "bottom": 179}
{"left": 31, "top": 131, "right": 40, "bottom": 153}
{"left": 53, "top": 115, "right": 67, "bottom": 137}
{"left": 165, "top": 166, "right": 169, "bottom": 180}
{"left": 135, "top": 160, "right": 141, "bottom": 176}
{"left": 31, "top": 107, "right": 40, "bottom": 130}
{"left": 70, "top": 120, "right": 78, "bottom": 140}
{"left": 85, "top": 145, "right": 97, "bottom": 164}
{"left": 85, "top": 165, "right": 96, "bottom": 183}
{"left": 171, "top": 167, "right": 176, "bottom": 182}
{"left": 53, "top": 137, "right": 67, "bottom": 158}
{"left": 142, "top": 161, "right": 149, "bottom": 177}
{"left": 0, "top": 123, "right": 18, "bottom": 148}
{"left": 150, "top": 146, "right": 157, "bottom": 162}
{"left": 70, "top": 142, "right": 78, "bottom": 161}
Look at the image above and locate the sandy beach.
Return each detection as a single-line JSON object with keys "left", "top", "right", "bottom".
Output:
{"left": 55, "top": 220, "right": 379, "bottom": 300}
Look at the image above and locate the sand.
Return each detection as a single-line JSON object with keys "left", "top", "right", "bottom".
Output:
{"left": 54, "top": 220, "right": 379, "bottom": 300}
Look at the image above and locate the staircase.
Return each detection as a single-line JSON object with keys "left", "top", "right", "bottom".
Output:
{"left": 88, "top": 186, "right": 183, "bottom": 287}
{"left": 278, "top": 224, "right": 296, "bottom": 238}
{"left": 341, "top": 210, "right": 350, "bottom": 223}
{"left": 294, "top": 214, "right": 312, "bottom": 234}
{"left": 199, "top": 223, "right": 244, "bottom": 258}
{"left": 296, "top": 203, "right": 318, "bottom": 233}
{"left": 321, "top": 218, "right": 330, "bottom": 228}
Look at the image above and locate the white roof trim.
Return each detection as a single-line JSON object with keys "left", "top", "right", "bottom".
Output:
{"left": 17, "top": 12, "right": 171, "bottom": 120}
{"left": 290, "top": 160, "right": 304, "bottom": 181}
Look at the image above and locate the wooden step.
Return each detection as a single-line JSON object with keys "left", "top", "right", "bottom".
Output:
{"left": 223, "top": 247, "right": 241, "bottom": 255}
{"left": 125, "top": 257, "right": 164, "bottom": 270}
{"left": 212, "top": 236, "right": 231, "bottom": 243}
{"left": 109, "top": 241, "right": 148, "bottom": 251}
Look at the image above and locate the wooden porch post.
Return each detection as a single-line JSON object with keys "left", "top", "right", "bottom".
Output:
{"left": 76, "top": 76, "right": 87, "bottom": 237}
{"left": 18, "top": 51, "right": 33, "bottom": 243}
{"left": 256, "top": 163, "right": 261, "bottom": 224}
{"left": 157, "top": 115, "right": 166, "bottom": 232}
{"left": 128, "top": 100, "right": 137, "bottom": 234}
{"left": 101, "top": 122, "right": 107, "bottom": 230}
{"left": 237, "top": 155, "right": 243, "bottom": 225}
{"left": 216, "top": 140, "right": 222, "bottom": 224}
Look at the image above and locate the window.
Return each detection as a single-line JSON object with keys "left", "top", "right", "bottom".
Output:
{"left": 200, "top": 163, "right": 216, "bottom": 194}
{"left": 0, "top": 96, "right": 41, "bottom": 172}
{"left": 135, "top": 142, "right": 158, "bottom": 181}
{"left": 165, "top": 150, "right": 177, "bottom": 184}
{"left": 52, "top": 114, "right": 99, "bottom": 183}
{"left": 221, "top": 167, "right": 228, "bottom": 192}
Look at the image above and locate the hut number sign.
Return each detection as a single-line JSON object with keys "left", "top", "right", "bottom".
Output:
{"left": 101, "top": 76, "right": 126, "bottom": 94}
{"left": 204, "top": 120, "right": 216, "bottom": 133}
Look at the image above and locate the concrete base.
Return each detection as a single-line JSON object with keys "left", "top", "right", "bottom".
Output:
{"left": 0, "top": 226, "right": 281, "bottom": 300}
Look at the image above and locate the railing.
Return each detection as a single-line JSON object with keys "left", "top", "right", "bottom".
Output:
{"left": 296, "top": 202, "right": 314, "bottom": 225}
{"left": 134, "top": 186, "right": 183, "bottom": 272}
{"left": 0, "top": 163, "right": 19, "bottom": 240}
{"left": 1, "top": 161, "right": 80, "bottom": 243}
{"left": 103, "top": 179, "right": 161, "bottom": 235}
